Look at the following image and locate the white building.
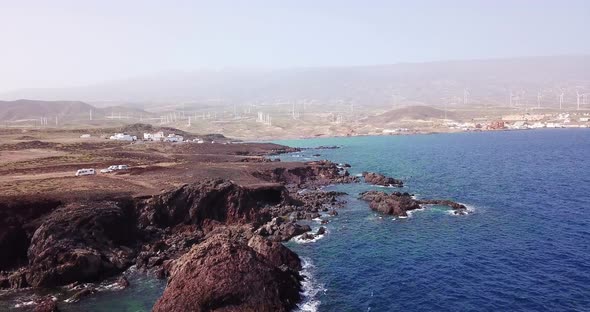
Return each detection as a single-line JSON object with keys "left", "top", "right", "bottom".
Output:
{"left": 164, "top": 134, "right": 184, "bottom": 142}
{"left": 144, "top": 131, "right": 165, "bottom": 141}
{"left": 110, "top": 133, "right": 137, "bottom": 141}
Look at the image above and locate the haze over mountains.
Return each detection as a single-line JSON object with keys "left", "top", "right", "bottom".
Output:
{"left": 2, "top": 56, "right": 589, "bottom": 109}
{"left": 0, "top": 99, "right": 152, "bottom": 122}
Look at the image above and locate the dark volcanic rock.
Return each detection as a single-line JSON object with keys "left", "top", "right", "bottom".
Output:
{"left": 362, "top": 172, "right": 403, "bottom": 187}
{"left": 360, "top": 191, "right": 467, "bottom": 217}
{"left": 256, "top": 217, "right": 312, "bottom": 242}
{"left": 248, "top": 234, "right": 301, "bottom": 271}
{"left": 252, "top": 161, "right": 359, "bottom": 188}
{"left": 65, "top": 287, "right": 96, "bottom": 303}
{"left": 134, "top": 179, "right": 310, "bottom": 277}
{"left": 316, "top": 227, "right": 326, "bottom": 235}
{"left": 360, "top": 191, "right": 418, "bottom": 217}
{"left": 152, "top": 227, "right": 301, "bottom": 312}
{"left": 416, "top": 199, "right": 467, "bottom": 210}
{"left": 138, "top": 179, "right": 286, "bottom": 228}
{"left": 25, "top": 200, "right": 137, "bottom": 287}
{"left": 116, "top": 276, "right": 130, "bottom": 289}
{"left": 33, "top": 296, "right": 60, "bottom": 312}
{"left": 300, "top": 233, "right": 315, "bottom": 240}
{"left": 0, "top": 198, "right": 62, "bottom": 270}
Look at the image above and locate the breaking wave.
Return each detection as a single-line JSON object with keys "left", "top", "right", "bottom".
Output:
{"left": 295, "top": 257, "right": 326, "bottom": 312}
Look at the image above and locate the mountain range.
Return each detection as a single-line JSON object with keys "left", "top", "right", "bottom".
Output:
{"left": 2, "top": 56, "right": 589, "bottom": 109}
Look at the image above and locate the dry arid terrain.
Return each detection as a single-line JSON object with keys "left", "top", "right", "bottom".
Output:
{"left": 0, "top": 126, "right": 301, "bottom": 199}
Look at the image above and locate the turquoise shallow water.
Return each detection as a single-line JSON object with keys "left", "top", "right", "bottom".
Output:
{"left": 3, "top": 129, "right": 589, "bottom": 311}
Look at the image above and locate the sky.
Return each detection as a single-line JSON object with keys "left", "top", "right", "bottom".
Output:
{"left": 0, "top": 0, "right": 589, "bottom": 92}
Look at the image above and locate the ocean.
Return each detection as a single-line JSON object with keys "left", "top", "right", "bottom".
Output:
{"left": 4, "top": 129, "right": 589, "bottom": 311}
{"left": 279, "top": 129, "right": 590, "bottom": 312}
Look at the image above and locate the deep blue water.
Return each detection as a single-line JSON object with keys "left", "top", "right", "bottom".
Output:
{"left": 278, "top": 129, "right": 590, "bottom": 312}
{"left": 3, "top": 129, "right": 589, "bottom": 311}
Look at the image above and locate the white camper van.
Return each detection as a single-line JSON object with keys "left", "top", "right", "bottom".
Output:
{"left": 75, "top": 169, "right": 96, "bottom": 176}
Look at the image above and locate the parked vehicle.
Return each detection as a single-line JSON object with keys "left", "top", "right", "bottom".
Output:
{"left": 75, "top": 169, "right": 96, "bottom": 176}
{"left": 100, "top": 165, "right": 129, "bottom": 173}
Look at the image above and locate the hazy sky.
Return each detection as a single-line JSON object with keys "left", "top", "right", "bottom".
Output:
{"left": 1, "top": 0, "right": 589, "bottom": 92}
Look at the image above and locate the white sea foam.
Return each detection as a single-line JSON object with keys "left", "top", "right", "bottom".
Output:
{"left": 293, "top": 230, "right": 327, "bottom": 244}
{"left": 295, "top": 258, "right": 326, "bottom": 312}
{"left": 14, "top": 300, "right": 35, "bottom": 308}
{"left": 447, "top": 203, "right": 476, "bottom": 216}
{"left": 97, "top": 281, "right": 126, "bottom": 291}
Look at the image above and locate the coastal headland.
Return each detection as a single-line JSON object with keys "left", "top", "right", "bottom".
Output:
{"left": 0, "top": 124, "right": 361, "bottom": 311}
{"left": 0, "top": 124, "right": 468, "bottom": 311}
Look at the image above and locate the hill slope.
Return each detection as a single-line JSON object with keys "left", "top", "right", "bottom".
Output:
{"left": 0, "top": 100, "right": 153, "bottom": 122}
{"left": 0, "top": 100, "right": 95, "bottom": 121}
{"left": 367, "top": 106, "right": 457, "bottom": 123}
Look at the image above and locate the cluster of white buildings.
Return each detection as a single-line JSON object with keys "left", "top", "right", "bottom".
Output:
{"left": 109, "top": 133, "right": 137, "bottom": 141}
{"left": 382, "top": 128, "right": 410, "bottom": 134}
{"left": 108, "top": 130, "right": 215, "bottom": 144}
{"left": 143, "top": 131, "right": 185, "bottom": 142}
{"left": 445, "top": 121, "right": 479, "bottom": 131}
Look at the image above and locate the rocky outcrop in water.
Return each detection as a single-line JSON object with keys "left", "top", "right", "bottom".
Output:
{"left": 362, "top": 172, "right": 403, "bottom": 187}
{"left": 360, "top": 191, "right": 419, "bottom": 216}
{"left": 152, "top": 226, "right": 301, "bottom": 312}
{"left": 255, "top": 217, "right": 311, "bottom": 242}
{"left": 252, "top": 160, "right": 358, "bottom": 188}
{"left": 360, "top": 191, "right": 467, "bottom": 217}
{"left": 33, "top": 296, "right": 60, "bottom": 312}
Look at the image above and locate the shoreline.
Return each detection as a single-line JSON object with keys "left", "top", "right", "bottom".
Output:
{"left": 0, "top": 137, "right": 359, "bottom": 311}
{"left": 252, "top": 126, "right": 590, "bottom": 142}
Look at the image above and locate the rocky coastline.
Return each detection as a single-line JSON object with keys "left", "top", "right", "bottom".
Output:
{"left": 0, "top": 143, "right": 467, "bottom": 311}
{"left": 0, "top": 156, "right": 357, "bottom": 311}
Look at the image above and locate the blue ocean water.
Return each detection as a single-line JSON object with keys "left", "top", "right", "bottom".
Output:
{"left": 279, "top": 129, "right": 590, "bottom": 312}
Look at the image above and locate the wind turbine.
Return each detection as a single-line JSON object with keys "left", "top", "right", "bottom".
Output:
{"left": 463, "top": 88, "right": 469, "bottom": 106}
{"left": 537, "top": 90, "right": 542, "bottom": 108}
{"left": 559, "top": 91, "right": 564, "bottom": 110}
{"left": 521, "top": 90, "right": 527, "bottom": 111}
{"left": 577, "top": 90, "right": 582, "bottom": 110}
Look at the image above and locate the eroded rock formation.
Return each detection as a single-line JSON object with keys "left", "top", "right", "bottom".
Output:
{"left": 362, "top": 172, "right": 403, "bottom": 187}
{"left": 360, "top": 191, "right": 467, "bottom": 217}
{"left": 0, "top": 161, "right": 355, "bottom": 311}
{"left": 152, "top": 227, "right": 301, "bottom": 312}
{"left": 253, "top": 160, "right": 359, "bottom": 188}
